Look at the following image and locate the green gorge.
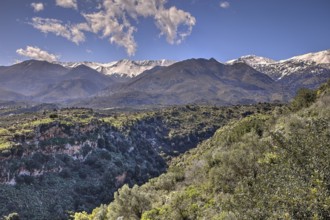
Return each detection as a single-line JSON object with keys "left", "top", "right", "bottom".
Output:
{"left": 73, "top": 81, "right": 330, "bottom": 220}
{"left": 0, "top": 102, "right": 277, "bottom": 219}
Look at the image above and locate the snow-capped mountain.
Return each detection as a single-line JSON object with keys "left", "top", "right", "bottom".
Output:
{"left": 58, "top": 59, "right": 176, "bottom": 78}
{"left": 226, "top": 50, "right": 330, "bottom": 80}
{"left": 58, "top": 61, "right": 115, "bottom": 71}
{"left": 227, "top": 55, "right": 276, "bottom": 66}
{"left": 287, "top": 49, "right": 330, "bottom": 64}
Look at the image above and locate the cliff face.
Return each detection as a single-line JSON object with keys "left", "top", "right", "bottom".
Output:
{"left": 0, "top": 117, "right": 168, "bottom": 219}
{"left": 1, "top": 120, "right": 165, "bottom": 186}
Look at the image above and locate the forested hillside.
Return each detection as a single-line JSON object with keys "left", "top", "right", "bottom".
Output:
{"left": 74, "top": 80, "right": 330, "bottom": 220}
{"left": 0, "top": 102, "right": 278, "bottom": 220}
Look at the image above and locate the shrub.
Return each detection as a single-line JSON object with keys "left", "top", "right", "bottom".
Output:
{"left": 107, "top": 185, "right": 151, "bottom": 219}
{"left": 59, "top": 168, "right": 71, "bottom": 178}
{"left": 291, "top": 88, "right": 317, "bottom": 111}
{"left": 49, "top": 114, "right": 58, "bottom": 119}
{"left": 16, "top": 175, "right": 34, "bottom": 185}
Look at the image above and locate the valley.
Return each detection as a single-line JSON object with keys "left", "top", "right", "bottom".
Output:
{"left": 0, "top": 103, "right": 279, "bottom": 219}
{"left": 0, "top": 49, "right": 330, "bottom": 219}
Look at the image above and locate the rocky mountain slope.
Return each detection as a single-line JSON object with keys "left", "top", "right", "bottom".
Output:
{"left": 227, "top": 55, "right": 276, "bottom": 66}
{"left": 289, "top": 49, "right": 330, "bottom": 64}
{"left": 0, "top": 60, "right": 68, "bottom": 96}
{"left": 34, "top": 65, "right": 115, "bottom": 103}
{"left": 227, "top": 49, "right": 330, "bottom": 81}
{"left": 0, "top": 88, "right": 26, "bottom": 101}
{"left": 0, "top": 61, "right": 113, "bottom": 103}
{"left": 227, "top": 49, "right": 330, "bottom": 98}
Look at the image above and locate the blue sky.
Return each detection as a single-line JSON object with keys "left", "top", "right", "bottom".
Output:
{"left": 0, "top": 0, "right": 330, "bottom": 65}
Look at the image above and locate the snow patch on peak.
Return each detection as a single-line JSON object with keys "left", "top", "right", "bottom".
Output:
{"left": 100, "top": 60, "right": 176, "bottom": 77}
{"left": 57, "top": 60, "right": 176, "bottom": 78}
{"left": 227, "top": 55, "right": 276, "bottom": 66}
{"left": 286, "top": 50, "right": 330, "bottom": 64}
{"left": 225, "top": 49, "right": 330, "bottom": 81}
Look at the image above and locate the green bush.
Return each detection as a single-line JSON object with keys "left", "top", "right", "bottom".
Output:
{"left": 107, "top": 185, "right": 151, "bottom": 219}
{"left": 49, "top": 113, "right": 58, "bottom": 119}
{"left": 291, "top": 88, "right": 317, "bottom": 111}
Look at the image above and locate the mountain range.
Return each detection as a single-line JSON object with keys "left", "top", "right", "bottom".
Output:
{"left": 0, "top": 49, "right": 329, "bottom": 108}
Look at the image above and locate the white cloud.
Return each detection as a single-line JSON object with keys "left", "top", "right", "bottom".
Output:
{"left": 56, "top": 0, "right": 77, "bottom": 10}
{"left": 155, "top": 6, "right": 196, "bottom": 44}
{"left": 30, "top": 0, "right": 196, "bottom": 56}
{"left": 30, "top": 17, "right": 90, "bottom": 45}
{"left": 31, "top": 2, "right": 44, "bottom": 12}
{"left": 16, "top": 46, "right": 59, "bottom": 62}
{"left": 83, "top": 9, "right": 137, "bottom": 56}
{"left": 220, "top": 1, "right": 230, "bottom": 9}
{"left": 82, "top": 0, "right": 196, "bottom": 56}
{"left": 86, "top": 49, "right": 92, "bottom": 53}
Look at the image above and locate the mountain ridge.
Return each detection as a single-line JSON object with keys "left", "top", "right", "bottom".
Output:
{"left": 76, "top": 58, "right": 280, "bottom": 108}
{"left": 0, "top": 49, "right": 329, "bottom": 107}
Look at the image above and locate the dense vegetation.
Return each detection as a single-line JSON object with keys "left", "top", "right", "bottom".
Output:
{"left": 73, "top": 81, "right": 330, "bottom": 219}
{"left": 0, "top": 102, "right": 278, "bottom": 220}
